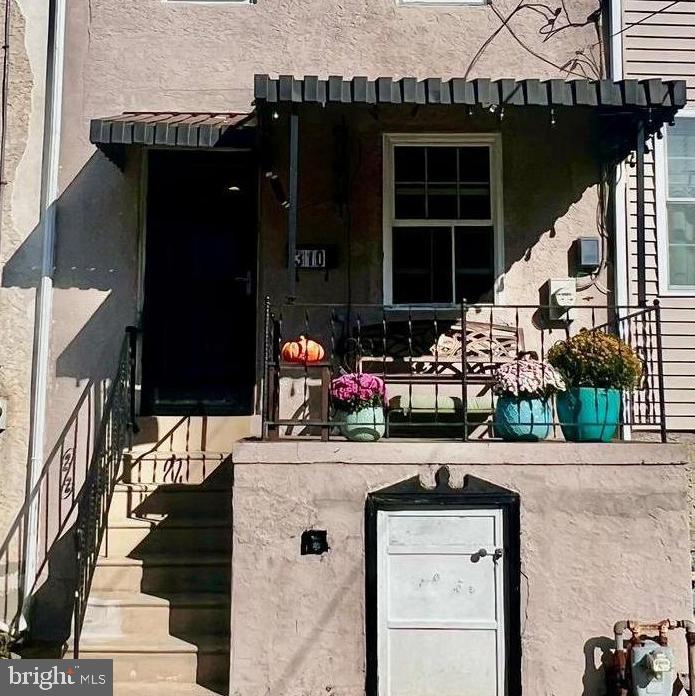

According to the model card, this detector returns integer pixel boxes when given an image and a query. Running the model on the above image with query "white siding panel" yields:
[622,0,695,430]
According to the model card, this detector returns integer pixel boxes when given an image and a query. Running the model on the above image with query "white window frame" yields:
[656,108,695,296]
[382,132,505,306]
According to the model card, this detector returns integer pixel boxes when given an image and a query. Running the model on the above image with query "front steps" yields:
[77,450,232,695]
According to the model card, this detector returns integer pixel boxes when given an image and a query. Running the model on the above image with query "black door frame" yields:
[364,466,521,696]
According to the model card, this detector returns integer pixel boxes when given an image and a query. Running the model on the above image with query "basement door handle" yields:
[234,271,252,296]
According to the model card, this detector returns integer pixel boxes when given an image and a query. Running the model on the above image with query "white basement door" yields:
[376,509,506,696]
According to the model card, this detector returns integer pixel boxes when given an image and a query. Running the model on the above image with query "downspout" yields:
[21,0,66,625]
[609,0,632,439]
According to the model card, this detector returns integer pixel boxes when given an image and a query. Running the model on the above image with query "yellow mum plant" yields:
[547,330,643,390]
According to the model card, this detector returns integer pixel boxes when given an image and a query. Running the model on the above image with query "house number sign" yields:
[295,246,327,270]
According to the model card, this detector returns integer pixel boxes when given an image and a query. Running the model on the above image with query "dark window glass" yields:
[428,183,458,219]
[454,226,494,302]
[395,183,427,218]
[459,147,490,183]
[393,144,492,221]
[393,227,452,304]
[427,147,458,182]
[394,147,426,182]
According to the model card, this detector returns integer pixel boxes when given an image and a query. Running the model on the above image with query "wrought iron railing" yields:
[262,299,668,442]
[0,327,137,653]
[73,329,136,657]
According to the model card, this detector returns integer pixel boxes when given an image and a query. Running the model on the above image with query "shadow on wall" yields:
[582,636,614,696]
[2,150,139,381]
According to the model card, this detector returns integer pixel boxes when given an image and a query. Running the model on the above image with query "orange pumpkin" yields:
[281,336,325,363]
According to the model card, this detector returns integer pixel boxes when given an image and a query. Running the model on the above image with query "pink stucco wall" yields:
[230,443,692,696]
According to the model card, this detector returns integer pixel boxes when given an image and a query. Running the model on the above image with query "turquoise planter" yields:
[494,396,552,442]
[339,406,385,442]
[556,387,621,442]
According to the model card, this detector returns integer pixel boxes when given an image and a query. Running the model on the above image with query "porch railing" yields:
[0,327,137,651]
[262,299,668,442]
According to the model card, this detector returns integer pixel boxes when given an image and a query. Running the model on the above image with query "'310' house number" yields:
[295,247,327,270]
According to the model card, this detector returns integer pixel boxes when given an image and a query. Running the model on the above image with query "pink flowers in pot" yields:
[330,372,386,413]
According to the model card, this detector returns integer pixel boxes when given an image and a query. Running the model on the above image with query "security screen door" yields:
[141,149,256,415]
[376,509,505,696]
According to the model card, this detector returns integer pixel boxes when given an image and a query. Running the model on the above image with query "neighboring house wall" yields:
[623,0,695,433]
[0,1,48,536]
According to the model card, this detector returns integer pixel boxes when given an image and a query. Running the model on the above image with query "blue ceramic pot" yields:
[494,396,552,442]
[556,387,621,442]
[339,406,385,442]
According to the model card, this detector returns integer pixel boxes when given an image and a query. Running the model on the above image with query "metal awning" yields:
[89,112,256,148]
[254,75,686,113]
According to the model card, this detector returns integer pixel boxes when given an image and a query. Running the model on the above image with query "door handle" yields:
[471,548,504,563]
[234,271,252,296]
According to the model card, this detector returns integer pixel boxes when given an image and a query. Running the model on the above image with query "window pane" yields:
[428,183,458,219]
[459,187,491,219]
[668,119,695,198]
[393,227,452,303]
[667,202,695,244]
[395,183,426,218]
[392,143,493,221]
[459,147,490,183]
[427,147,458,182]
[454,226,494,302]
[669,244,695,287]
[395,147,426,182]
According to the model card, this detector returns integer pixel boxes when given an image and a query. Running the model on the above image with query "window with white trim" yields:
[384,136,500,305]
[665,118,695,288]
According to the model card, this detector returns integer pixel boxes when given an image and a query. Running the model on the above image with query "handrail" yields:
[0,328,136,647]
[73,332,134,657]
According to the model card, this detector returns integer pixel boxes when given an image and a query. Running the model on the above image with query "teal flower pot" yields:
[339,406,385,442]
[494,396,552,442]
[556,387,621,442]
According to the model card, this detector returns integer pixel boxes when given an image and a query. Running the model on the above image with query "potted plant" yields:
[548,330,642,442]
[493,354,566,442]
[330,373,386,442]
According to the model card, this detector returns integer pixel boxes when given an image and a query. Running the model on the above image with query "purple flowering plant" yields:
[330,372,386,414]
[493,355,566,399]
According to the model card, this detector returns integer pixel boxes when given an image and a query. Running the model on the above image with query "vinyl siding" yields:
[623,0,695,432]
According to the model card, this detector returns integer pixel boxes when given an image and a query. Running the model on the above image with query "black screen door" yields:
[141,149,257,415]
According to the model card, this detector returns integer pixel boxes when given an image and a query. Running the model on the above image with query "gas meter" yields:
[630,640,675,695]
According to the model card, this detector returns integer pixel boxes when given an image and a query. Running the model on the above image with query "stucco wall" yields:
[230,448,692,696]
[41,0,604,447]
[259,104,608,309]
[0,0,48,536]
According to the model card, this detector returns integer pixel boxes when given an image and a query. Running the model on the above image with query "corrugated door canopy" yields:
[90,112,256,148]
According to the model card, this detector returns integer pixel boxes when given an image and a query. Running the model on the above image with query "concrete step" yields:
[109,484,230,524]
[114,683,225,696]
[102,519,231,557]
[91,555,230,594]
[122,451,229,485]
[131,415,257,453]
[81,591,230,639]
[77,635,229,686]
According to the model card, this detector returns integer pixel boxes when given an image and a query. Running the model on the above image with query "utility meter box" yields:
[630,641,675,696]
[549,278,577,321]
